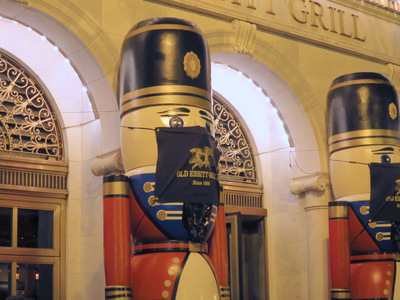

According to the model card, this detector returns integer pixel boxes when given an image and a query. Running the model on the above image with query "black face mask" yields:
[154,126,221,206]
[369,162,400,222]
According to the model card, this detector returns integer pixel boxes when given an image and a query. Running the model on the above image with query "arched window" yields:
[213,95,267,300]
[214,96,257,184]
[0,52,67,300]
[213,95,263,208]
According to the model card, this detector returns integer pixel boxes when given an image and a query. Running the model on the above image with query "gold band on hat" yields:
[328,129,400,154]
[121,94,211,117]
[122,85,211,105]
[125,24,203,40]
[329,79,391,93]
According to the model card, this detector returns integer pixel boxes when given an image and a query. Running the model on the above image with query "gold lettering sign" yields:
[288,0,365,41]
[155,0,400,63]
[156,0,367,42]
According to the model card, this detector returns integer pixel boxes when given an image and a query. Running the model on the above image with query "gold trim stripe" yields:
[330,290,351,299]
[331,294,351,299]
[328,129,400,144]
[121,95,211,117]
[125,24,202,40]
[122,85,211,104]
[105,286,132,299]
[329,79,390,92]
[106,292,132,297]
[221,293,230,298]
[103,181,130,197]
[220,287,230,297]
[329,205,349,219]
[189,241,208,252]
[105,296,131,299]
[105,295,132,299]
[329,136,400,154]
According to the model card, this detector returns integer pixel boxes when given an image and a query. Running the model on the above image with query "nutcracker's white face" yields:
[121,105,214,176]
[330,145,400,201]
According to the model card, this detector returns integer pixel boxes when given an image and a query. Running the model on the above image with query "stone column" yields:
[290,173,331,300]
[91,149,124,176]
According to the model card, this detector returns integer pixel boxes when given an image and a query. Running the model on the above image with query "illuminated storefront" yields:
[0,0,398,299]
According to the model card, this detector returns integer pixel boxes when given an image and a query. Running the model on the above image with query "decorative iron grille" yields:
[0,53,63,161]
[213,96,257,184]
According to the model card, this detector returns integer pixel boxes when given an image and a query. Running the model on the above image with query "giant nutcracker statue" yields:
[102,18,229,300]
[327,72,400,299]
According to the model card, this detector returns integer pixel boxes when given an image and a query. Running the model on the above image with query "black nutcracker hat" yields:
[119,17,211,118]
[327,72,400,154]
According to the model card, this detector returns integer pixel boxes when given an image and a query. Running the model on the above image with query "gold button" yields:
[143,182,153,192]
[376,233,384,241]
[360,206,369,215]
[164,280,172,287]
[369,222,376,228]
[168,267,176,276]
[162,290,169,298]
[148,196,157,206]
[157,210,167,221]
[173,257,180,264]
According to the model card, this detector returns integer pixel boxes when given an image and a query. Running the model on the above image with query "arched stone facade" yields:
[0,2,118,298]
[0,1,397,299]
[0,4,331,298]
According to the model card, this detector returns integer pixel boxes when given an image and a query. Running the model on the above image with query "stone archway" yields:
[207,25,330,299]
[0,2,120,299]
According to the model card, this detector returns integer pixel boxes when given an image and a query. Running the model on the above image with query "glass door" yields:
[226,212,268,300]
[0,200,61,300]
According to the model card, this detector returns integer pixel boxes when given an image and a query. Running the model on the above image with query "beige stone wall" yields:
[27,0,396,161]
[2,0,399,299]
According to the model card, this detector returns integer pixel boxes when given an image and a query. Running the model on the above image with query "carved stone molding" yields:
[385,63,400,92]
[91,149,124,176]
[231,19,257,56]
[290,173,330,195]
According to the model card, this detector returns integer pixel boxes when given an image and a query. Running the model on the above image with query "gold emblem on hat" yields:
[183,51,201,79]
[389,102,397,120]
